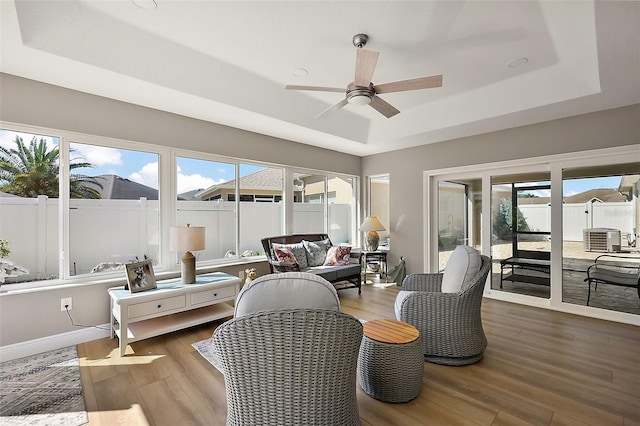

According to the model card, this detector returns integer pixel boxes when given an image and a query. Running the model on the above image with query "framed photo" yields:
[125,259,156,293]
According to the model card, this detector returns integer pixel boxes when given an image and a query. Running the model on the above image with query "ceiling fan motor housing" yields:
[352,33,368,48]
[347,83,375,105]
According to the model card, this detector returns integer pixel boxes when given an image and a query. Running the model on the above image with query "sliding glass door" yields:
[562,163,640,315]
[427,146,639,324]
[435,178,482,271]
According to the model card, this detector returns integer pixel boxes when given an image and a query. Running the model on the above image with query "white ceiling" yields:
[1,1,639,156]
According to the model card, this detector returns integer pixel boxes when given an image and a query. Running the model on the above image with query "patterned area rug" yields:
[192,338,221,372]
[0,346,88,426]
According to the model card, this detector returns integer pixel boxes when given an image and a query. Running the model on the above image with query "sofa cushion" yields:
[306,263,360,282]
[234,272,340,317]
[272,242,308,269]
[441,245,482,293]
[303,239,331,267]
[324,246,351,266]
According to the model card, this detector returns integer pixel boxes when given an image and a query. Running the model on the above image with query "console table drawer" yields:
[191,285,236,306]
[128,295,186,319]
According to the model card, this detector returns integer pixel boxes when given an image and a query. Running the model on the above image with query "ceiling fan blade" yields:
[374,74,443,94]
[354,49,379,87]
[369,96,400,118]
[315,98,349,118]
[285,85,345,93]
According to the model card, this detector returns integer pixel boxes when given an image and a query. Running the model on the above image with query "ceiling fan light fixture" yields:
[347,89,373,106]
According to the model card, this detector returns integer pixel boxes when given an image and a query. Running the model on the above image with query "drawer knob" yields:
[157,304,162,309]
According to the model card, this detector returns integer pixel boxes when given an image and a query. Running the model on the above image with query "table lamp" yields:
[359,216,386,251]
[170,224,205,284]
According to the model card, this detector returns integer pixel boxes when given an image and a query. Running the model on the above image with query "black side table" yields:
[361,250,388,282]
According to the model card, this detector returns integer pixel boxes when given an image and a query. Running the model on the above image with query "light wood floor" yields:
[78,283,640,426]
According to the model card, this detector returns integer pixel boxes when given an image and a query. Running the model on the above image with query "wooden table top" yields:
[363,319,419,344]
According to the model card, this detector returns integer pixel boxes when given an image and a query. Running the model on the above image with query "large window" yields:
[238,164,282,256]
[176,156,237,263]
[68,141,160,277]
[293,173,326,233]
[0,126,357,287]
[490,174,551,298]
[0,130,61,282]
[562,163,639,315]
[437,179,482,271]
[369,175,390,247]
[327,175,355,245]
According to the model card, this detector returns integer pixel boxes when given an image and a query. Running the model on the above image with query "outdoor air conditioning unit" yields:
[583,228,621,253]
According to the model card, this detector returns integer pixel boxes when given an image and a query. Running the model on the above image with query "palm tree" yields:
[0,135,103,198]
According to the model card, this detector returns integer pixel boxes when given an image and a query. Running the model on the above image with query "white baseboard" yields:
[0,325,110,362]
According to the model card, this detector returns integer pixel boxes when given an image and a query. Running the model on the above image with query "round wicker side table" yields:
[358,319,423,403]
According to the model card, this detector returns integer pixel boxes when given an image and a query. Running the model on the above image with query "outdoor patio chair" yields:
[395,246,491,365]
[584,254,640,305]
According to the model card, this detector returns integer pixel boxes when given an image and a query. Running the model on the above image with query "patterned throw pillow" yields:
[272,242,308,269]
[274,246,297,264]
[303,239,331,267]
[324,246,352,266]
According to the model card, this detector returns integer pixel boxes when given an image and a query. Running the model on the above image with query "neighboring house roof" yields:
[618,175,639,193]
[177,188,205,201]
[517,197,550,205]
[517,188,628,205]
[564,188,627,203]
[87,174,158,200]
[197,168,282,199]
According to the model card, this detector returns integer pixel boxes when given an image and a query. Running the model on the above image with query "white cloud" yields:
[0,130,58,151]
[177,172,222,194]
[71,144,122,167]
[129,162,159,189]
[128,163,224,193]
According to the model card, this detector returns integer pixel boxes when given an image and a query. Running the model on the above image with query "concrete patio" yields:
[489,241,640,315]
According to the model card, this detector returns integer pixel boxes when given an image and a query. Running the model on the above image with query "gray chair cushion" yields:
[441,245,482,293]
[234,272,340,317]
[394,290,411,320]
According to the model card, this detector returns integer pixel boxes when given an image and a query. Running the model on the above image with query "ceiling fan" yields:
[285,34,443,118]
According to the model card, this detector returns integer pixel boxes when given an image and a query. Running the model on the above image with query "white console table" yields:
[109,272,240,356]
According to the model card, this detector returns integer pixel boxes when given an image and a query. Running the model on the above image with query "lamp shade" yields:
[359,216,386,232]
[170,224,205,252]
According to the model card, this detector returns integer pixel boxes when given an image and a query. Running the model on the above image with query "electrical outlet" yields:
[61,297,72,312]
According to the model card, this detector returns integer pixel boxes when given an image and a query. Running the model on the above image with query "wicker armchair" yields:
[395,252,491,366]
[212,309,363,426]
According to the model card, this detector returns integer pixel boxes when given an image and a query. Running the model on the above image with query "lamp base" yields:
[366,231,380,252]
[181,251,196,284]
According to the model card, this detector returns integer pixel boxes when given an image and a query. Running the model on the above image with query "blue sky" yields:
[0,129,627,195]
[0,130,263,194]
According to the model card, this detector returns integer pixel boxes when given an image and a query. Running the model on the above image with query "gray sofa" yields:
[261,234,362,294]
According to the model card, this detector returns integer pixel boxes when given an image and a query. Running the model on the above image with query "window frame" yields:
[0,122,359,290]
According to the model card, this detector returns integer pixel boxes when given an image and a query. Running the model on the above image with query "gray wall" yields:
[1,71,638,348]
[0,73,361,175]
[362,104,640,274]
[0,73,360,347]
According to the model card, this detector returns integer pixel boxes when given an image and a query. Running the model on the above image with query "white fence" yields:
[519,202,635,242]
[0,197,352,281]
